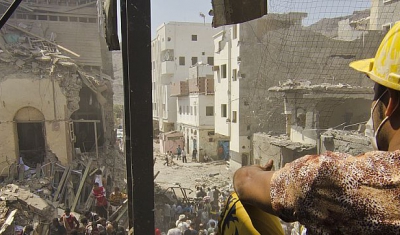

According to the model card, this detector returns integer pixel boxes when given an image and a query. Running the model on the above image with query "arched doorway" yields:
[14,107,46,167]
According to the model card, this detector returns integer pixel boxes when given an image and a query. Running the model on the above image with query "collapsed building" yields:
[0,0,127,232]
[253,80,373,169]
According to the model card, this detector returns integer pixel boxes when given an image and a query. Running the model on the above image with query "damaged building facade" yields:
[253,81,373,170]
[213,11,385,170]
[0,0,116,179]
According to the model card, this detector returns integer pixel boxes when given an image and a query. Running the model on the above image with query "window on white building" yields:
[192,57,198,65]
[206,106,214,116]
[232,69,237,81]
[232,111,237,123]
[233,25,238,39]
[221,104,227,117]
[190,106,193,115]
[179,106,182,115]
[179,57,185,66]
[194,107,197,116]
[192,35,197,41]
[207,57,214,65]
[221,64,227,78]
[187,106,189,114]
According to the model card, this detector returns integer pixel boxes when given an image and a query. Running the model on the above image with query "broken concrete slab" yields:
[0,209,17,234]
[0,184,52,217]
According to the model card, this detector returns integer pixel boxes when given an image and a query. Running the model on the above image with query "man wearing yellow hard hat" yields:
[220,23,400,234]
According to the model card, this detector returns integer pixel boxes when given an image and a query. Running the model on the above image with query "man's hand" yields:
[233,159,276,215]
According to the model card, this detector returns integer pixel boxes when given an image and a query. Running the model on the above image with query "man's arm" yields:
[233,161,276,215]
[234,151,400,234]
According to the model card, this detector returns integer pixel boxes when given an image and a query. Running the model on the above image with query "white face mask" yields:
[366,90,387,150]
[365,89,399,150]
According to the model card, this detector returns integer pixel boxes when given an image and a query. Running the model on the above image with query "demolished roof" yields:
[0,24,110,112]
[269,79,373,98]
[256,133,315,151]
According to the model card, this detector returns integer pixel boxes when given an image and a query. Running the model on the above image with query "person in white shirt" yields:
[207,188,214,202]
[182,148,187,163]
[167,222,181,235]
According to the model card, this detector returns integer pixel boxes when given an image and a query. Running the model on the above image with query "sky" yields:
[151,0,213,35]
[118,0,371,39]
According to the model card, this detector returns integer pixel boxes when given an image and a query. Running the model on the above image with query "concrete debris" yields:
[270,79,373,94]
[0,209,17,234]
[262,134,316,151]
[0,184,52,217]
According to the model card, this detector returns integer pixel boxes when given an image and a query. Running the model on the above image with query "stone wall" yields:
[252,132,316,170]
[321,130,372,156]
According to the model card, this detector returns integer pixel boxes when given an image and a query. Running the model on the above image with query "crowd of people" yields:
[155,186,229,235]
[46,183,127,234]
[47,207,127,235]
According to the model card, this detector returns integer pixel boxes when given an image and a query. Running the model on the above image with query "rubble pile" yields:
[0,24,111,115]
[0,184,54,234]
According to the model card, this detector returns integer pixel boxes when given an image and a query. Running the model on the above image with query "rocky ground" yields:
[153,141,234,199]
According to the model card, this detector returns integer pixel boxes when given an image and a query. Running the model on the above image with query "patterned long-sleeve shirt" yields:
[270,151,400,235]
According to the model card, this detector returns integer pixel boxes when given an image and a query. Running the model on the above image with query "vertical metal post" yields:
[94,122,99,159]
[121,0,154,232]
[120,0,133,228]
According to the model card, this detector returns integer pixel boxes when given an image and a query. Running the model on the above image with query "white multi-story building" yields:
[152,22,218,135]
[171,65,223,160]
[213,25,243,168]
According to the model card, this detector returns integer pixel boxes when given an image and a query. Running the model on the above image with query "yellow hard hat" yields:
[350,22,400,91]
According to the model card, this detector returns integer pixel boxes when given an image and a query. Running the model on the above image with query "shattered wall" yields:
[0,25,115,177]
[253,132,316,170]
[0,71,70,172]
[321,130,372,156]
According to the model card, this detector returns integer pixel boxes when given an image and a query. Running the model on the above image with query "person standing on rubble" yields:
[164,151,169,166]
[92,182,108,219]
[49,218,67,235]
[228,22,400,234]
[108,186,127,213]
[94,170,106,187]
[60,208,79,234]
[182,148,187,163]
[192,148,198,162]
[83,211,100,224]
[176,145,182,160]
